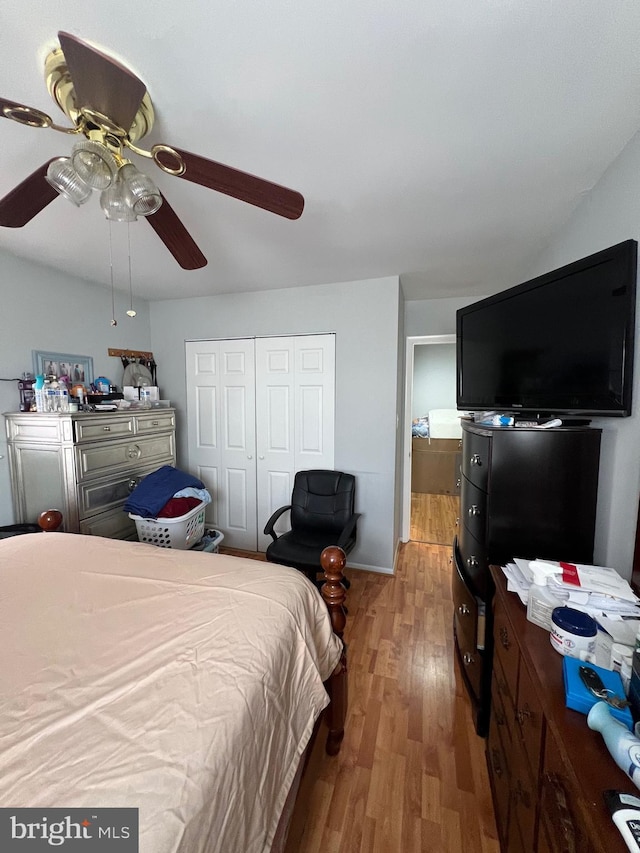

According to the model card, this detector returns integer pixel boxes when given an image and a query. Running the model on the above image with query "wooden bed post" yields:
[38,509,63,531]
[319,546,348,756]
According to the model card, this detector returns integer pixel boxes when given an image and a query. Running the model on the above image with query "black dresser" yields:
[452,420,602,735]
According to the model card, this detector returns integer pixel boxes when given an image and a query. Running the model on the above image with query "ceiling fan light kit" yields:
[45,157,92,206]
[0,30,305,270]
[70,139,118,190]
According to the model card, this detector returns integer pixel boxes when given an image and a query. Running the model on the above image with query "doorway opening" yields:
[402,335,460,545]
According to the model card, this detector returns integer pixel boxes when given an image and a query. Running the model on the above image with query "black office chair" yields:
[263,469,360,588]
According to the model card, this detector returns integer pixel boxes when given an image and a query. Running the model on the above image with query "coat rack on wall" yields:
[107,348,154,360]
[108,349,157,385]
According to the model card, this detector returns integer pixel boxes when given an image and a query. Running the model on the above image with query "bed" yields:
[0,518,347,852]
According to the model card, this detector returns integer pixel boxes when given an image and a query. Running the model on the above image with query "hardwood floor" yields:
[410,492,459,545]
[287,541,500,852]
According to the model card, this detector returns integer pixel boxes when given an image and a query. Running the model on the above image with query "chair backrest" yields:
[290,470,355,535]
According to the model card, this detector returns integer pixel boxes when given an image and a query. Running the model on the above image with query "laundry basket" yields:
[129,502,206,549]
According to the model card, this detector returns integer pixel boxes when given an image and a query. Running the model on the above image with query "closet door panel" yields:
[187,339,257,550]
[295,336,335,465]
[256,337,296,549]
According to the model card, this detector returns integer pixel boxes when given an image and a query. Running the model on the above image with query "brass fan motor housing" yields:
[44,47,155,142]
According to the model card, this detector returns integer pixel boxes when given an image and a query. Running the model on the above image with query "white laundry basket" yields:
[130,502,206,549]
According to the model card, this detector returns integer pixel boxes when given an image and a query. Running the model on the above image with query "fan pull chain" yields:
[109,220,117,327]
[126,222,136,318]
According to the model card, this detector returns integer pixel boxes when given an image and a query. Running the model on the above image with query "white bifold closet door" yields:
[186,334,335,551]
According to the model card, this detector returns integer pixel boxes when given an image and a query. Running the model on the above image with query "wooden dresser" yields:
[4,409,176,539]
[488,563,633,853]
[453,421,601,735]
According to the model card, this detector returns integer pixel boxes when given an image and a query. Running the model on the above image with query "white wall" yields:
[0,250,152,525]
[515,129,640,577]
[412,344,457,418]
[149,276,402,572]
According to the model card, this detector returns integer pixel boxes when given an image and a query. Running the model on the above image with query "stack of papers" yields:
[502,557,640,620]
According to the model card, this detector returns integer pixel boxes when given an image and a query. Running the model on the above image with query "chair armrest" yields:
[336,513,361,549]
[263,504,292,540]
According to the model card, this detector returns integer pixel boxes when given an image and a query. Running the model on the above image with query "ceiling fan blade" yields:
[154,146,305,220]
[0,160,60,227]
[146,194,207,270]
[58,31,147,132]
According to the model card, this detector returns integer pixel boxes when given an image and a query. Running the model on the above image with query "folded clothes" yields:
[156,496,202,518]
[124,465,205,518]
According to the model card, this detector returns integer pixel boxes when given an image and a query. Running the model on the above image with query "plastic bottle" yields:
[526,560,563,631]
[588,702,640,790]
[33,374,45,413]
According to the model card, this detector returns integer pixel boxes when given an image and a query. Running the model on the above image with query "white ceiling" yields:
[1,1,640,302]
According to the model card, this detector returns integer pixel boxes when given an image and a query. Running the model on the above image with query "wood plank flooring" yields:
[286,541,500,852]
[410,492,459,545]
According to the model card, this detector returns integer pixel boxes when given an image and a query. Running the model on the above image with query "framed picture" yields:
[32,351,94,386]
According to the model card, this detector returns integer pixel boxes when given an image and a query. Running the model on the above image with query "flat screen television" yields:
[456,239,638,417]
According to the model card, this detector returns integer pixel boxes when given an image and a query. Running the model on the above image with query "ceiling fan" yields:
[0,31,305,270]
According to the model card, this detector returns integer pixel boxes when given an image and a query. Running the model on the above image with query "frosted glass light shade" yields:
[45,157,92,206]
[119,163,162,216]
[71,140,118,190]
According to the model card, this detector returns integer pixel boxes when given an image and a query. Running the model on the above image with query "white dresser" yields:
[4,409,176,539]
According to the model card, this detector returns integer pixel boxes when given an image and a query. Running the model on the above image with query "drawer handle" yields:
[499,626,510,650]
[491,747,503,778]
[517,706,532,727]
[513,779,532,809]
[468,505,480,516]
[457,603,470,616]
[466,556,479,569]
[470,453,482,466]
[127,444,142,460]
[127,478,140,492]
[462,652,474,666]
[543,772,576,852]
[103,426,111,431]
[152,420,159,426]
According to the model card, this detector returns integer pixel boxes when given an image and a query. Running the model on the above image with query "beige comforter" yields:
[0,533,342,852]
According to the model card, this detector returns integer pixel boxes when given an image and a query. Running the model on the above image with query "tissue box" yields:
[563,656,633,729]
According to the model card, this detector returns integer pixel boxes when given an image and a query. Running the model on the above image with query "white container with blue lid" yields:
[550,606,597,658]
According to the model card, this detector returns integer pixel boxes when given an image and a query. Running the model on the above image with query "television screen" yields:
[456,240,637,416]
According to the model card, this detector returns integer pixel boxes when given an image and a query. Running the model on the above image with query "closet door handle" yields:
[247,455,253,460]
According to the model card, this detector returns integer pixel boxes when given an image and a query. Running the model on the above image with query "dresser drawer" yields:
[493,594,520,704]
[76,433,176,482]
[515,657,545,781]
[74,415,135,442]
[79,505,139,539]
[460,475,487,541]
[457,525,489,598]
[76,464,162,519]
[540,727,600,853]
[487,701,511,848]
[452,557,479,653]
[134,411,176,433]
[461,430,491,490]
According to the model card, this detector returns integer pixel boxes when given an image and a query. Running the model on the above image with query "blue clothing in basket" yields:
[124,465,205,518]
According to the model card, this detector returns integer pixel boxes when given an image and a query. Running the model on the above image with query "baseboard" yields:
[346,561,394,575]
